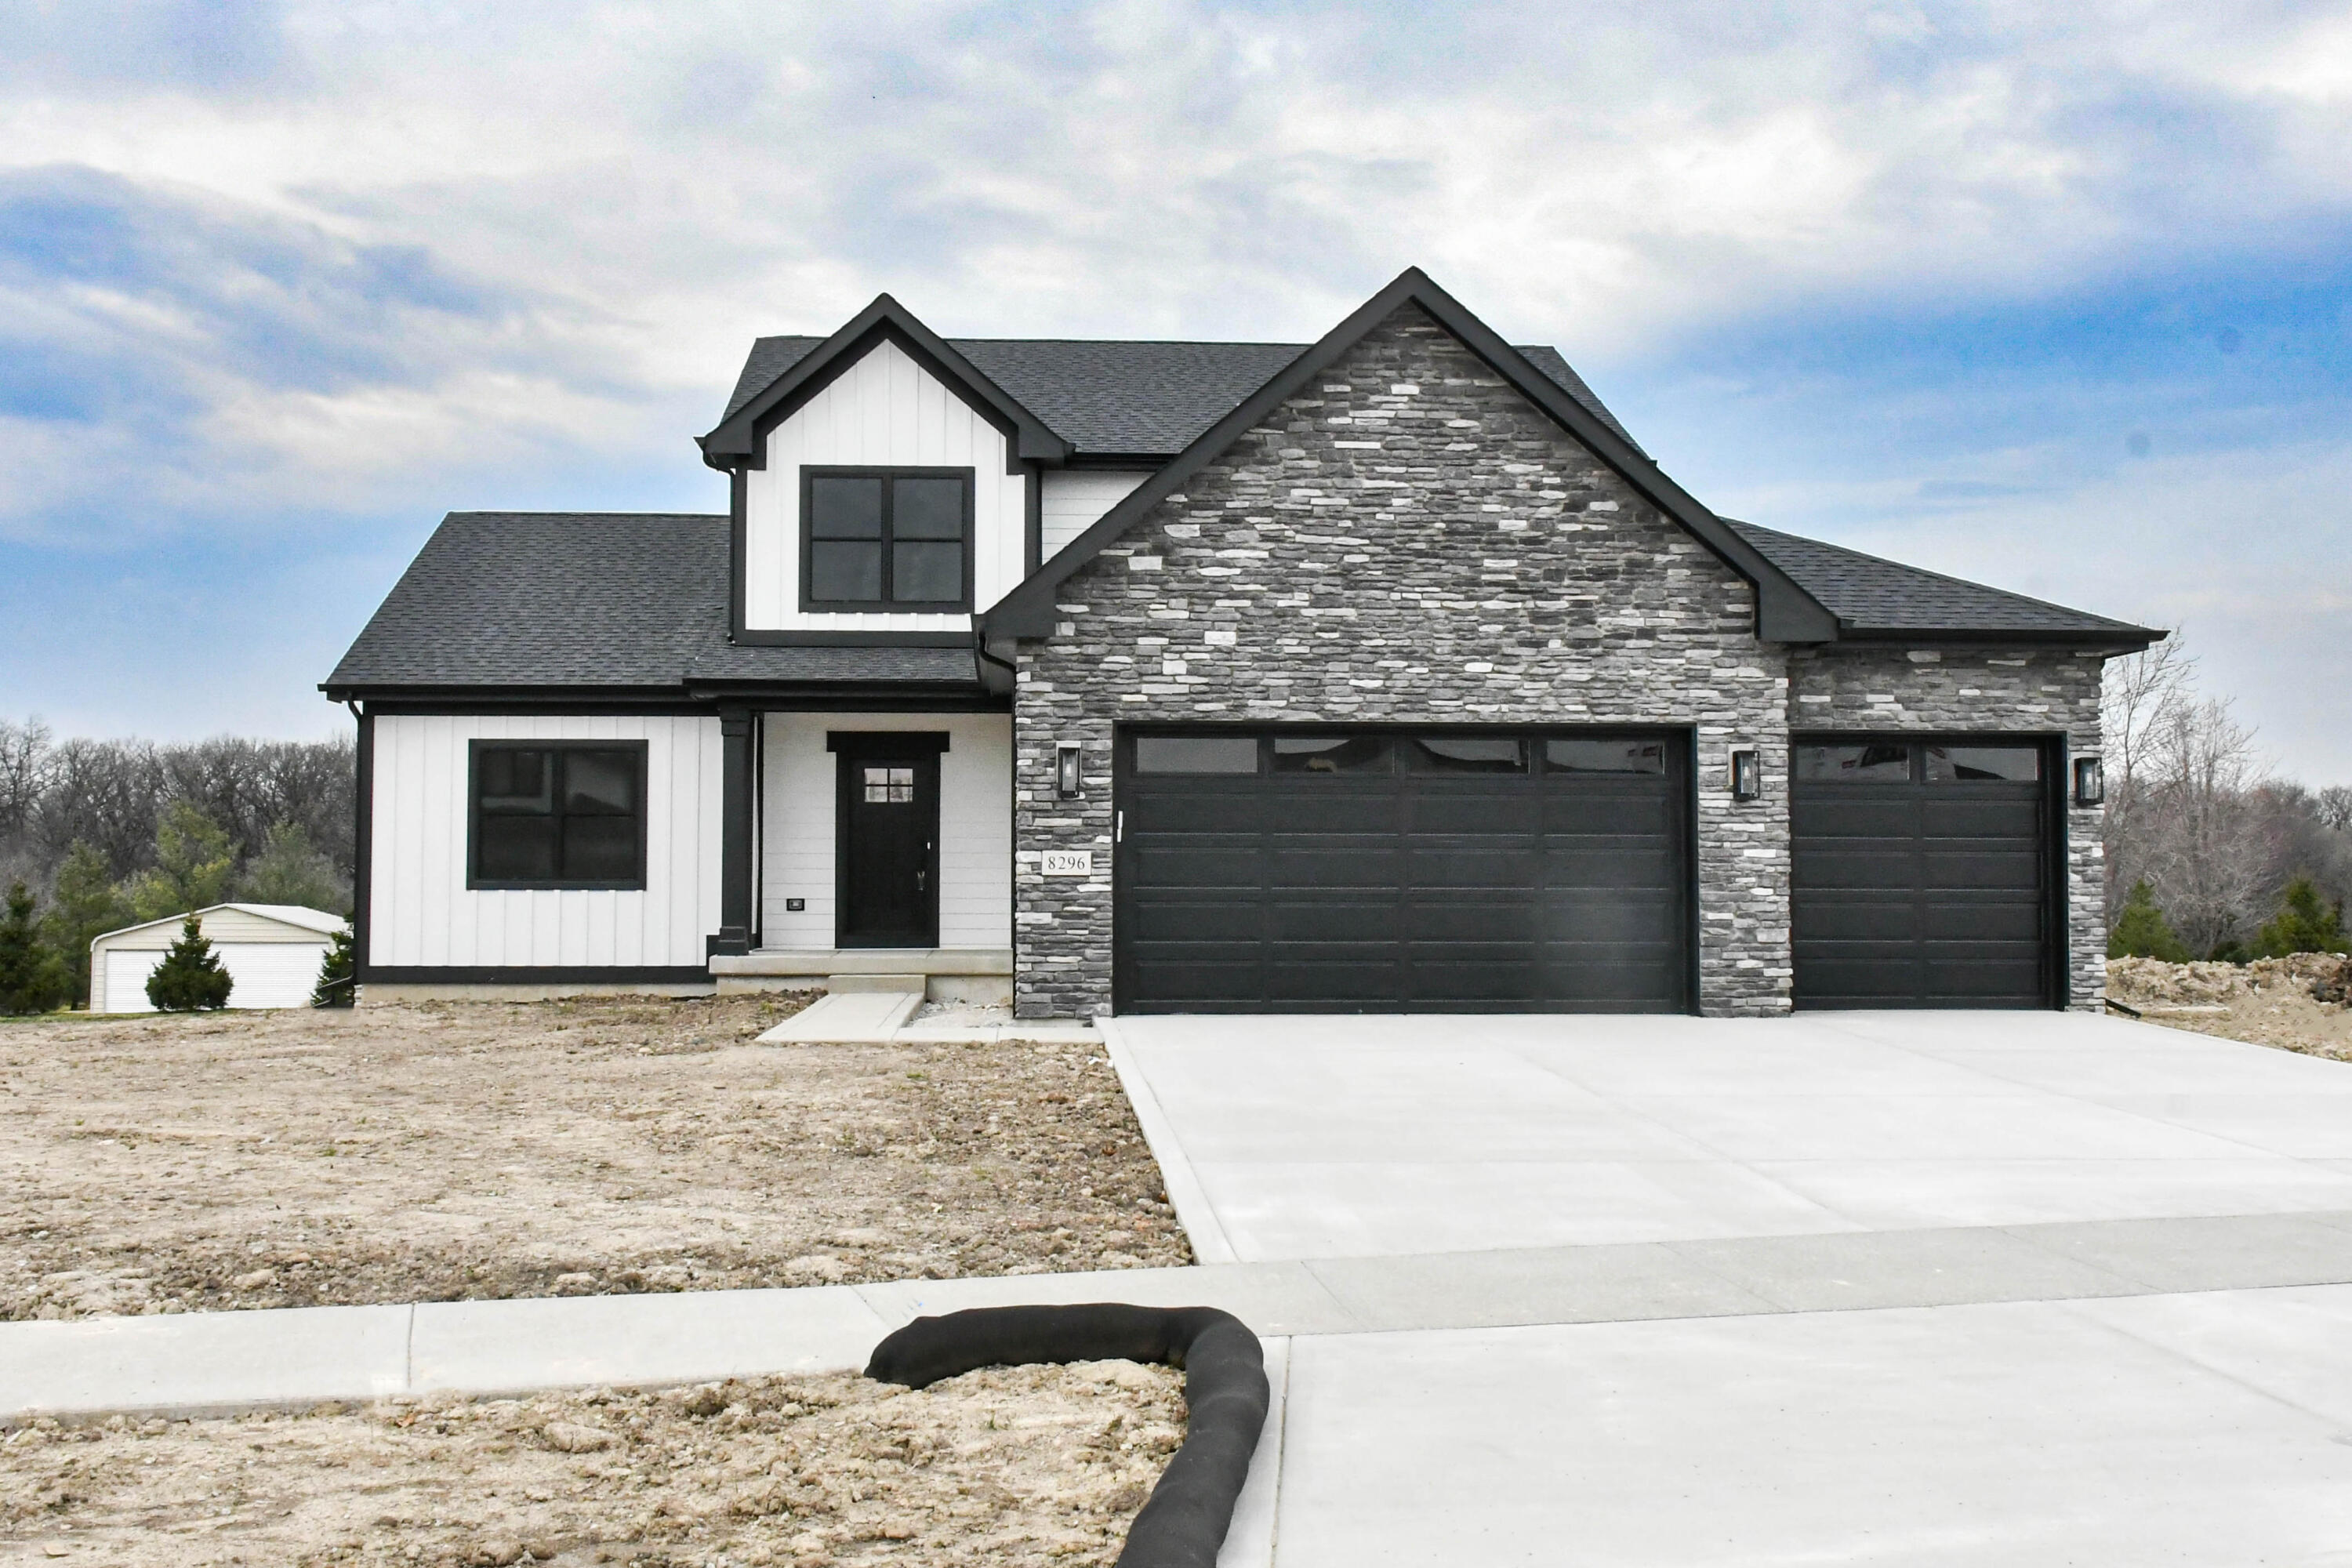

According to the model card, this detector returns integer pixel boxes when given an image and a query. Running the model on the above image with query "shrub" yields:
[310,924,355,1007]
[2254,874,2350,957]
[146,915,234,1011]
[0,881,71,1014]
[2108,880,2190,962]
[43,841,129,1007]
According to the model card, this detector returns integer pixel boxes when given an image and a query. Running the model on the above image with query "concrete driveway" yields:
[1100,1011,2352,1566]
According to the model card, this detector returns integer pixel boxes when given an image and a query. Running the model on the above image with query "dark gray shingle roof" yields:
[325,513,976,694]
[720,337,1638,457]
[1724,518,2151,639]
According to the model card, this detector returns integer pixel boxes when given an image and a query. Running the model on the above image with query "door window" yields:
[863,765,915,803]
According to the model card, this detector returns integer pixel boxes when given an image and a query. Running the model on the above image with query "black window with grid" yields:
[468,742,648,890]
[800,466,975,611]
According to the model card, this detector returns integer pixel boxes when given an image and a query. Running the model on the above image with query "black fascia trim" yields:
[726,629,976,648]
[729,463,750,640]
[1023,459,1043,578]
[797,465,978,614]
[1828,626,2163,652]
[980,265,1842,644]
[825,730,951,754]
[698,298,1072,472]
[353,704,374,976]
[681,684,1007,713]
[361,965,713,985]
[339,695,715,715]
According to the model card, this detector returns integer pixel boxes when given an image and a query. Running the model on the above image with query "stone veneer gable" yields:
[1010,303,1794,1019]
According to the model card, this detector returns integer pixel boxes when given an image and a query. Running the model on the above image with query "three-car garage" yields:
[1111,728,2067,1014]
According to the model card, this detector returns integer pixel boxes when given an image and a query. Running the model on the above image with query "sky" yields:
[2,0,2348,781]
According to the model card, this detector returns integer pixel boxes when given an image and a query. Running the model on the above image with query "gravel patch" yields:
[0,996,1189,1322]
[0,1362,1185,1566]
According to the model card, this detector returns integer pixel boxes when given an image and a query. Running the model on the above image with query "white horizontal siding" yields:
[97,942,328,1012]
[760,712,1011,949]
[368,714,722,970]
[1040,470,1152,559]
[743,339,1030,630]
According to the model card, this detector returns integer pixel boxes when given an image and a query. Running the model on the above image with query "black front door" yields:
[835,736,941,947]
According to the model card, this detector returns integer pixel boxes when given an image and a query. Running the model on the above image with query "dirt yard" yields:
[2107,953,2352,1062]
[0,1361,1186,1566]
[0,996,1189,1322]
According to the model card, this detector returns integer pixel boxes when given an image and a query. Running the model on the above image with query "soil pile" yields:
[2107,955,2352,1060]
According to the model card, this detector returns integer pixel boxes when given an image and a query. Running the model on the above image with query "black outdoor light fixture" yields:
[1056,741,1083,800]
[2074,755,2105,807]
[1730,746,1761,802]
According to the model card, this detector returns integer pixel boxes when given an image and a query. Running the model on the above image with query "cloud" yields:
[0,0,2346,776]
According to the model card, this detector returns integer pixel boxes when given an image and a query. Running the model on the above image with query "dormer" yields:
[699,296,1072,642]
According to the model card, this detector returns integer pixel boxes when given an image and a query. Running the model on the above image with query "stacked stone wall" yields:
[1785,644,2111,1007]
[1011,304,1793,1018]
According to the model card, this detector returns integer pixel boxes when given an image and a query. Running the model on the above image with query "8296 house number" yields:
[1040,851,1094,877]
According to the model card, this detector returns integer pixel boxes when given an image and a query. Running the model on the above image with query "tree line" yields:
[2101,637,2351,960]
[0,718,355,1008]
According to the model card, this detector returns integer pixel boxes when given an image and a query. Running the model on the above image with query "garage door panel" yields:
[1793,797,1922,838]
[1541,795,1676,835]
[1403,848,1540,889]
[1267,902,1402,942]
[1920,797,2042,837]
[1120,728,1690,1012]
[1795,848,1919,891]
[1793,738,2053,1010]
[1542,845,1682,890]
[1921,849,2042,891]
[1405,793,1539,834]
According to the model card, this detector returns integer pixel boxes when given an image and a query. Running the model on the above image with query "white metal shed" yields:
[89,904,347,1014]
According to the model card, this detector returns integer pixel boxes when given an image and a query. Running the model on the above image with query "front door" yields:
[836,735,942,947]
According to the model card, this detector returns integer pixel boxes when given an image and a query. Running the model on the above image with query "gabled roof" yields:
[982,267,1842,643]
[1724,520,2158,644]
[321,513,979,699]
[717,334,1639,462]
[699,294,1072,471]
[94,903,347,946]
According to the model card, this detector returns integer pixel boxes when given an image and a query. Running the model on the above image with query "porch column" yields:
[714,706,754,956]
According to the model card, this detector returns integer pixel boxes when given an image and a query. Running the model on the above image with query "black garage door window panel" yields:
[1790,733,2067,1011]
[1114,728,1696,1014]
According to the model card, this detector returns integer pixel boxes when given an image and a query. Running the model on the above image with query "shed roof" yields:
[1722,519,2154,641]
[93,903,347,948]
[322,513,979,697]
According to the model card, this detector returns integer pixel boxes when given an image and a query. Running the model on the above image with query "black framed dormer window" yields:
[800,466,975,612]
[467,740,648,890]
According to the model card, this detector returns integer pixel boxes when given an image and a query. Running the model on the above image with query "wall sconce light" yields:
[1056,742,1083,800]
[2073,755,2104,807]
[1730,746,1761,802]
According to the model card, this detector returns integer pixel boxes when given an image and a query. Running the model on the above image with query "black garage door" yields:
[1791,738,2059,1009]
[1116,729,1690,1013]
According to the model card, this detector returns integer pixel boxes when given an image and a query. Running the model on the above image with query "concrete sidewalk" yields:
[8,1208,2350,1424]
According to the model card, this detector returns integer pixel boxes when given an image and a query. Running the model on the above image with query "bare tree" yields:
[0,718,52,844]
[2136,695,2271,955]
[2319,786,2352,835]
[2100,634,2195,916]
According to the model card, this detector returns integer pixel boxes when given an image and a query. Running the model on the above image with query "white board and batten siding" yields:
[760,713,1011,949]
[369,715,722,970]
[742,339,1031,632]
[1040,470,1152,560]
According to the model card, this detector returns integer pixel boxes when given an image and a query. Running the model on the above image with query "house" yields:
[324,267,2156,1018]
[90,904,346,1013]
